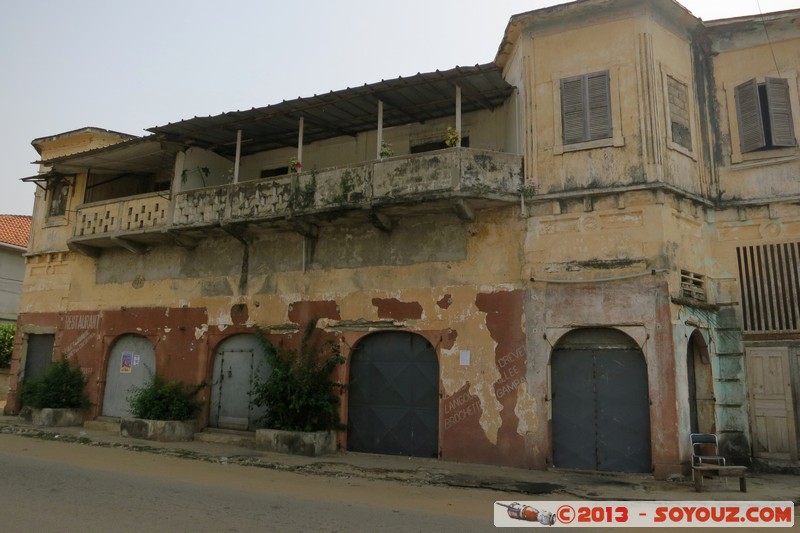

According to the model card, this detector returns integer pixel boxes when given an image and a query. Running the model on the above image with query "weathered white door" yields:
[746,347,798,461]
[102,334,155,418]
[209,334,269,431]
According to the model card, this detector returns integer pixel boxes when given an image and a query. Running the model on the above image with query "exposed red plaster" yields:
[288,300,341,324]
[441,383,497,462]
[230,304,249,325]
[371,298,423,320]
[475,290,529,466]
[437,294,453,309]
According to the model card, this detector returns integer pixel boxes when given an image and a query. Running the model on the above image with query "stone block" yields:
[255,428,336,457]
[20,407,84,427]
[120,418,196,442]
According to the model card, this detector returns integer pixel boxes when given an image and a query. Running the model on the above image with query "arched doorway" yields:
[551,328,652,473]
[103,334,155,418]
[347,331,439,457]
[687,329,715,434]
[209,334,270,431]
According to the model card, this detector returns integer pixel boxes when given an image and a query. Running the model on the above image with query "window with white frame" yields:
[560,71,612,145]
[734,77,796,153]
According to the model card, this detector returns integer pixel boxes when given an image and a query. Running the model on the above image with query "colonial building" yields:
[7,0,800,477]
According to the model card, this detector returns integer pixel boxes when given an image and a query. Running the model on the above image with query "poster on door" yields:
[120,351,133,373]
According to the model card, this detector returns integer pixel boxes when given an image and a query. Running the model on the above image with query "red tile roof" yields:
[0,215,32,249]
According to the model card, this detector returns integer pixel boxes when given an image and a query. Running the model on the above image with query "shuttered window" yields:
[561,71,612,145]
[734,77,796,153]
[737,242,800,333]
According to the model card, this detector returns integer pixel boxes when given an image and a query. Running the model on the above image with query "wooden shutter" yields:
[735,78,766,153]
[766,77,796,148]
[587,71,612,140]
[561,76,586,144]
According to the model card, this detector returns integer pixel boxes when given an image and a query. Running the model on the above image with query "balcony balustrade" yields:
[69,148,523,254]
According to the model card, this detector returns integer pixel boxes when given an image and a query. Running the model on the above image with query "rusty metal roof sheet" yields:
[147,63,514,157]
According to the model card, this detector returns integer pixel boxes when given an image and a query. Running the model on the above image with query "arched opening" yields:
[550,328,652,473]
[209,334,270,431]
[347,331,439,457]
[687,329,715,434]
[102,334,155,418]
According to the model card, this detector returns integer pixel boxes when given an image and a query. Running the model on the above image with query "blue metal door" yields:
[347,332,439,457]
[552,343,651,472]
[102,334,155,418]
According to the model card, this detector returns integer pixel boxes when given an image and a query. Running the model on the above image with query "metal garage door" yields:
[347,331,439,457]
[210,334,270,431]
[551,330,652,473]
[103,334,155,418]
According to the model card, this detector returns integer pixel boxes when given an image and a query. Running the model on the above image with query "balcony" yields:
[174,148,523,226]
[68,192,171,256]
[68,148,523,255]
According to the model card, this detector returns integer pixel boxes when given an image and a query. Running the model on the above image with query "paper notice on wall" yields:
[133,354,141,366]
[460,350,471,366]
[120,351,133,373]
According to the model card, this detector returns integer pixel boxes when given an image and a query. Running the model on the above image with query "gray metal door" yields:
[102,334,155,418]
[552,347,651,472]
[347,331,439,457]
[24,334,54,383]
[210,334,269,431]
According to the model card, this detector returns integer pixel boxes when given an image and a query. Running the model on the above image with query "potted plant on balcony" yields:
[444,127,460,148]
[251,319,345,456]
[18,358,90,427]
[121,375,204,442]
[379,140,393,159]
[289,157,303,173]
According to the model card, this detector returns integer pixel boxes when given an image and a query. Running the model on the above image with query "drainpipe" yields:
[233,129,242,184]
[455,85,462,146]
[376,100,384,159]
[297,117,304,163]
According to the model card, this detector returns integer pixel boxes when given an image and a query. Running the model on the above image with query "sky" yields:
[1,0,798,216]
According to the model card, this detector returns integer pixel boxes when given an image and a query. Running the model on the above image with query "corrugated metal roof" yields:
[34,136,176,176]
[148,63,514,157]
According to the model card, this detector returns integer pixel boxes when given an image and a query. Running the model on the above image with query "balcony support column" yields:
[455,85,462,147]
[376,100,384,159]
[233,129,242,184]
[297,117,304,163]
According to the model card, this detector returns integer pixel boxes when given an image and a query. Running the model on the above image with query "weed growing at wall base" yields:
[20,359,90,409]
[252,319,345,432]
[127,375,204,421]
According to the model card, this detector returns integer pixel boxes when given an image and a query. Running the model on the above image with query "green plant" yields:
[127,374,204,421]
[20,358,90,409]
[445,126,460,147]
[288,170,317,210]
[252,320,345,432]
[289,157,302,173]
[379,139,393,158]
[335,170,355,203]
[0,323,14,368]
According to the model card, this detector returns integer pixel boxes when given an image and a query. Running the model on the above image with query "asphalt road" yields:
[0,433,501,533]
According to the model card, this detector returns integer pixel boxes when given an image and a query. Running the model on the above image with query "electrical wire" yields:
[757,0,782,76]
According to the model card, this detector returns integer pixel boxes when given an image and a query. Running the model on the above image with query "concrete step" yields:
[194,428,257,449]
[84,416,120,433]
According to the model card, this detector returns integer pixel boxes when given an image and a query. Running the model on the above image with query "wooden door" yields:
[746,347,798,460]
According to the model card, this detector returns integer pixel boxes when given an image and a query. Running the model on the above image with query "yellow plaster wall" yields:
[712,37,800,199]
